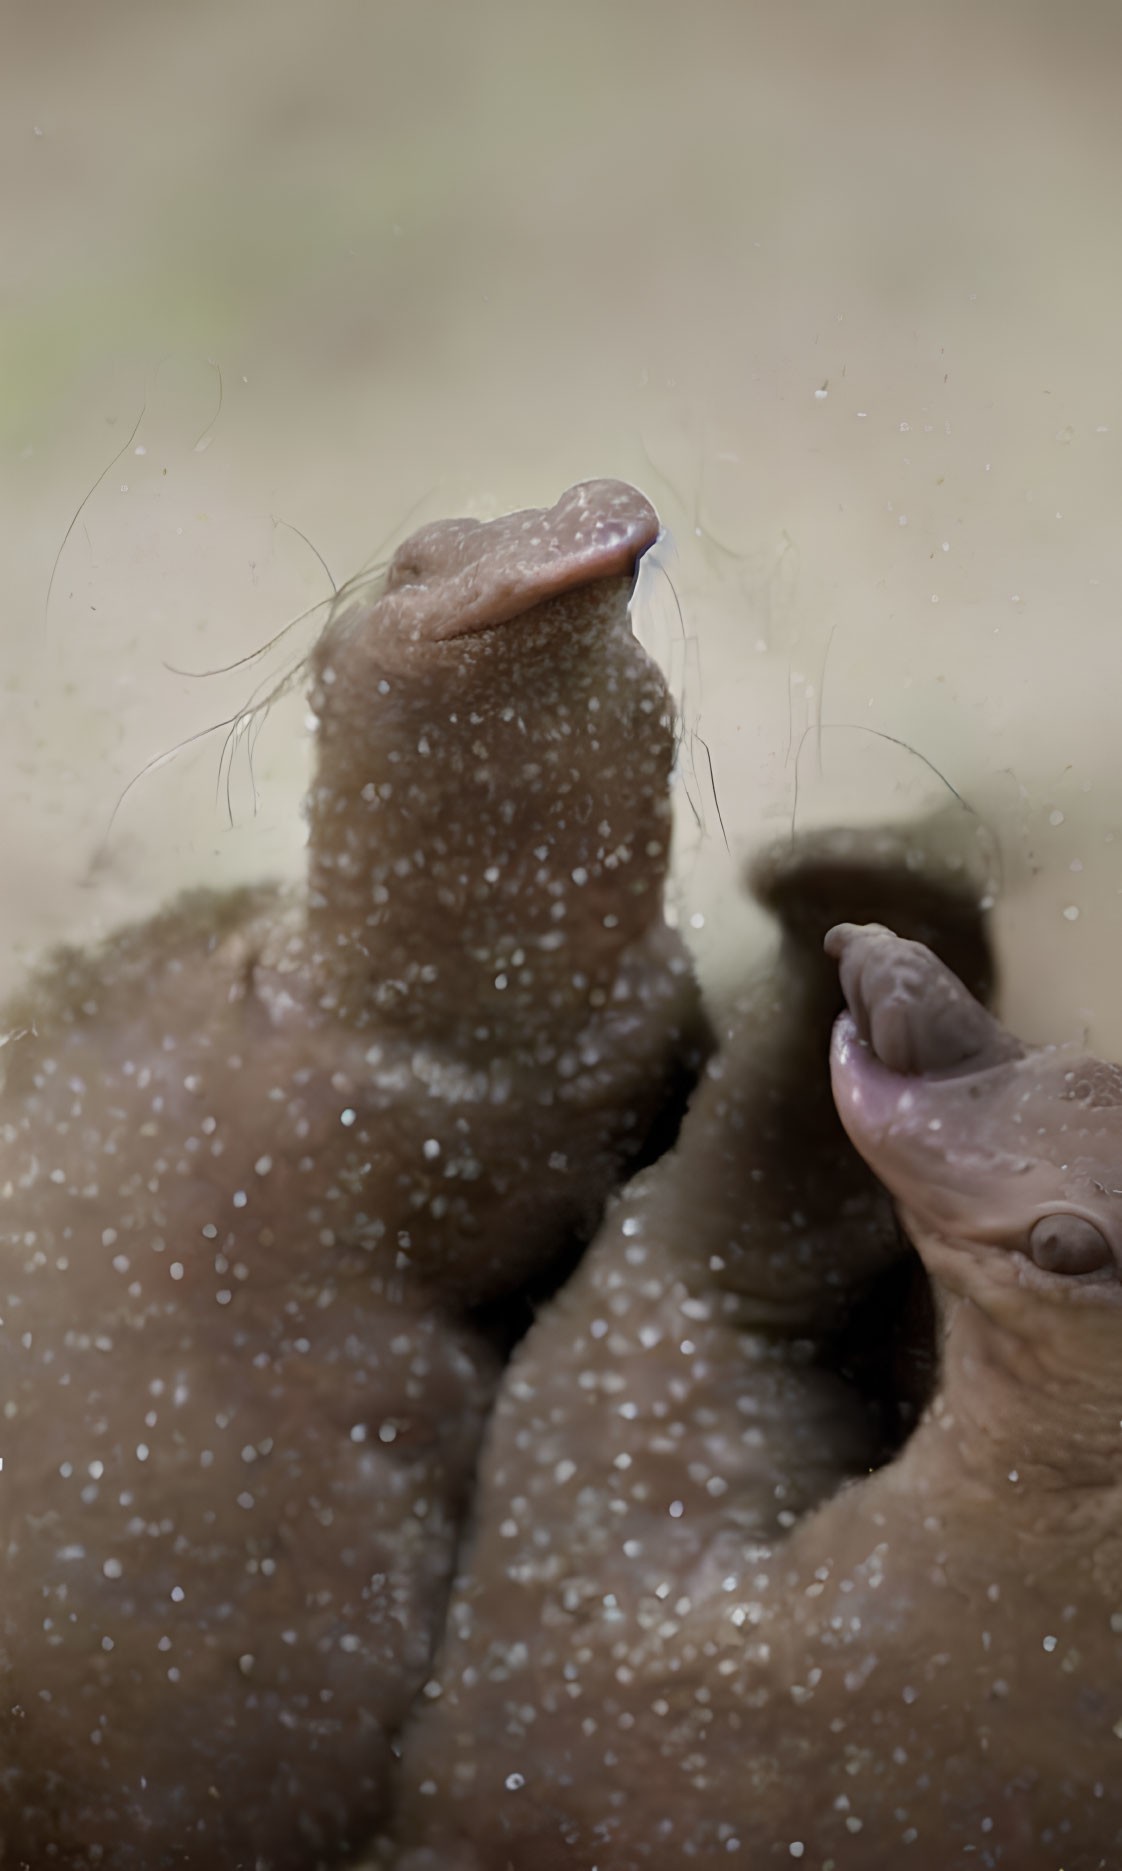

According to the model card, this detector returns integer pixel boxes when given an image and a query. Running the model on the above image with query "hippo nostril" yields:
[1027,1214,1114,1277]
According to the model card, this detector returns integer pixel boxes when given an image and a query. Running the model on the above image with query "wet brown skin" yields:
[386,813,1010,1871]
[0,481,707,1868]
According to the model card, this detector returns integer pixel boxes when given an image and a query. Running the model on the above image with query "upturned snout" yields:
[826,923,1122,1303]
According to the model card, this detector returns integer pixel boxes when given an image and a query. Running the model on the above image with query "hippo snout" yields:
[824,922,1023,1078]
[826,923,1122,1300]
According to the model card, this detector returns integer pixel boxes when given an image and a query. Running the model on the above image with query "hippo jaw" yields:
[826,923,1122,1315]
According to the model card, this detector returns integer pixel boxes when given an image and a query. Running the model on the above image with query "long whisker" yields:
[163,593,335,679]
[696,731,729,853]
[271,516,337,595]
[46,400,147,625]
[96,708,251,858]
[789,721,972,843]
[215,652,310,826]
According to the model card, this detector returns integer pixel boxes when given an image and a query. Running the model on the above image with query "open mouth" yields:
[825,922,1026,1142]
[826,922,1024,1077]
[825,926,1122,1299]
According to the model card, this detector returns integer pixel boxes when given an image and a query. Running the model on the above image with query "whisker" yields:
[271,516,337,595]
[163,593,335,679]
[46,400,147,625]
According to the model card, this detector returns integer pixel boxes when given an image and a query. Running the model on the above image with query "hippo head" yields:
[312,479,661,688]
[305,479,672,873]
[301,483,678,1027]
[826,923,1122,1359]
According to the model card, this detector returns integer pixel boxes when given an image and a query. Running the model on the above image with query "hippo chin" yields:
[0,481,706,1867]
[390,813,1092,1871]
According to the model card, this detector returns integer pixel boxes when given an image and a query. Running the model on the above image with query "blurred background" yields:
[4,0,1122,1043]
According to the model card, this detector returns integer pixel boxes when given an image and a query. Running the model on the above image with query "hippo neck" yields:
[891,1291,1122,1542]
[302,631,676,1048]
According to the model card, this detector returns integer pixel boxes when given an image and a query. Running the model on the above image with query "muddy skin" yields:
[0,481,706,1868]
[386,811,999,1871]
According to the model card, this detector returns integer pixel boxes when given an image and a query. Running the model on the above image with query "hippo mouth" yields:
[824,921,1026,1148]
[825,925,1122,1300]
[381,479,661,644]
[826,921,1023,1081]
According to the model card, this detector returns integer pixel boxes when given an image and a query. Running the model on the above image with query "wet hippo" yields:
[0,481,705,1867]
[386,812,1001,1871]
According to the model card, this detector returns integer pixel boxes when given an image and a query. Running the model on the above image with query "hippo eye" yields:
[1027,1214,1113,1276]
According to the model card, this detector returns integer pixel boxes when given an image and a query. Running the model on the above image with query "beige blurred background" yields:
[4,0,1122,1045]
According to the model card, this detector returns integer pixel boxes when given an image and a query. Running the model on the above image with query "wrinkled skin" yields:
[387,812,1016,1871]
[0,481,706,1868]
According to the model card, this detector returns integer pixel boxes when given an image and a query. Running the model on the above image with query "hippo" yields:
[386,810,1010,1871]
[0,481,706,1867]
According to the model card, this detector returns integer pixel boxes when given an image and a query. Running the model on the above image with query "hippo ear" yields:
[1027,1213,1114,1276]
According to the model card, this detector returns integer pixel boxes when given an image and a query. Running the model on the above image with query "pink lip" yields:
[829,1012,930,1143]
